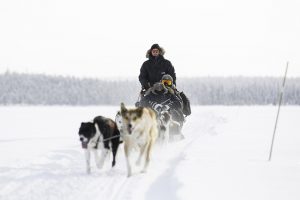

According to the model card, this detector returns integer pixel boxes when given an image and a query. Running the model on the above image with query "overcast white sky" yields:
[0,0,300,79]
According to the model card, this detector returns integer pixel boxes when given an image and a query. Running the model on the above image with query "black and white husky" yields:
[78,116,121,174]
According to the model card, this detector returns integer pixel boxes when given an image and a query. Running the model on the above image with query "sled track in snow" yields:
[0,108,227,200]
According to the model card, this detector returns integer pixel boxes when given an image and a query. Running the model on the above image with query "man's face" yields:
[151,49,160,57]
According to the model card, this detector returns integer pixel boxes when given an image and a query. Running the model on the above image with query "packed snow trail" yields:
[0,106,300,200]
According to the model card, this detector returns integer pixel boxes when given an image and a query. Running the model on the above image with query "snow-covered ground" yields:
[0,106,300,200]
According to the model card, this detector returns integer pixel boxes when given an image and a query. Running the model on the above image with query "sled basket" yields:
[180,92,191,116]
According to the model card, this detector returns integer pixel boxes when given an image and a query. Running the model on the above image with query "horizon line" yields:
[1,70,300,80]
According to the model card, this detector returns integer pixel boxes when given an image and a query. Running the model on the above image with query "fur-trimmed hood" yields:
[146,45,165,58]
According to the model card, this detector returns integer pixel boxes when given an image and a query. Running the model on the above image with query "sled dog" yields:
[78,116,121,174]
[120,103,158,177]
[157,110,171,144]
[158,110,183,143]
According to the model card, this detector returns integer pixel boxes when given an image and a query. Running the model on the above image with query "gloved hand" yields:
[153,103,163,113]
[140,89,146,96]
[162,105,170,111]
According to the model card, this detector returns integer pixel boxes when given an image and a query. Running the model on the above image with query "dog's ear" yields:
[121,102,127,116]
[136,107,143,118]
[80,122,86,128]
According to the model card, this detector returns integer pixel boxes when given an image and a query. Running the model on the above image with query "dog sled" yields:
[135,84,191,140]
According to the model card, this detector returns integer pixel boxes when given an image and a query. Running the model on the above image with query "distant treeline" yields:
[0,72,300,105]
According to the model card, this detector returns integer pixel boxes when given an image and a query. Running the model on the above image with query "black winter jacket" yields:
[139,90,184,123]
[139,55,176,90]
[140,90,182,112]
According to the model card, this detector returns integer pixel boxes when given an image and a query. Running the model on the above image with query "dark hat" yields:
[150,44,161,51]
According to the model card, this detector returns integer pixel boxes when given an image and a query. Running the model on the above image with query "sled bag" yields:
[180,92,191,116]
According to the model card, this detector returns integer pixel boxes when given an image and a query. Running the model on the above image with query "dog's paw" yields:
[96,161,104,169]
[135,158,142,166]
[126,168,132,177]
[86,168,91,174]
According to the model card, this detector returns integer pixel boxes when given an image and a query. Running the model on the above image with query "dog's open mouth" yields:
[81,141,88,149]
[127,126,134,134]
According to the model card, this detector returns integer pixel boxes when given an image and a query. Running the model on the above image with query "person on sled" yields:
[138,43,176,95]
[137,43,191,117]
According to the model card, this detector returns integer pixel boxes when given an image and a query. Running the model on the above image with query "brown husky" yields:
[120,103,158,177]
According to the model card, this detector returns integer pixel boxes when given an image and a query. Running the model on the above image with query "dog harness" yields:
[81,136,100,149]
